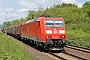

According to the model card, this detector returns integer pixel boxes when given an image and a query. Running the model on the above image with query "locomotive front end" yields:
[44,18,67,49]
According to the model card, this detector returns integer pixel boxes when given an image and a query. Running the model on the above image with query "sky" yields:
[0,0,89,24]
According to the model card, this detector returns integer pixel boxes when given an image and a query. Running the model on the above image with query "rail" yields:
[67,40,90,49]
[47,51,86,60]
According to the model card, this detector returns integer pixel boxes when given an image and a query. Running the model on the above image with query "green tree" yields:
[20,18,26,23]
[3,21,12,27]
[26,11,35,21]
[83,1,90,18]
[12,19,20,26]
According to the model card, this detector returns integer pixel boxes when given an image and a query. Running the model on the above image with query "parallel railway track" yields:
[63,51,86,60]
[47,51,86,60]
[66,44,90,53]
[64,44,90,60]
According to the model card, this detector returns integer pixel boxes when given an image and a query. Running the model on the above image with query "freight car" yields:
[6,16,67,50]
[15,23,23,39]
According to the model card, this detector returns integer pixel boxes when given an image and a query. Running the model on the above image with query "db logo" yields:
[54,30,58,33]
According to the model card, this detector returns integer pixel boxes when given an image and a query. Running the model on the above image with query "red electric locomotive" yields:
[21,17,67,50]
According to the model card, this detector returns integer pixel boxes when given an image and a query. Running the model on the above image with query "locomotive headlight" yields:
[59,30,65,34]
[46,36,51,38]
[46,30,52,34]
[60,36,64,38]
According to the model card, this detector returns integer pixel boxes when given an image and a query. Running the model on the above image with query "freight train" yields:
[2,16,67,50]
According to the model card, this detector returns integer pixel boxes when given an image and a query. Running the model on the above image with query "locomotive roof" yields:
[37,17,64,21]
[24,17,64,24]
[45,17,64,20]
[24,18,37,24]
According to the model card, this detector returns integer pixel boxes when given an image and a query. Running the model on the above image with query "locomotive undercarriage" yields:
[43,39,67,50]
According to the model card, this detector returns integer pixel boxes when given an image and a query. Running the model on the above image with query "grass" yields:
[0,32,34,60]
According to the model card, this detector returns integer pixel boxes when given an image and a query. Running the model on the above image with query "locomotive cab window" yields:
[45,20,64,27]
[45,20,54,27]
[55,20,64,27]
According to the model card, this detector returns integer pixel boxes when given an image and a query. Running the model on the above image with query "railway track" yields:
[47,50,86,60]
[66,44,90,53]
[64,44,90,60]
[48,52,67,60]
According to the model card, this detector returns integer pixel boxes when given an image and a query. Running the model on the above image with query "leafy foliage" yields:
[83,1,90,18]
[3,21,12,28]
